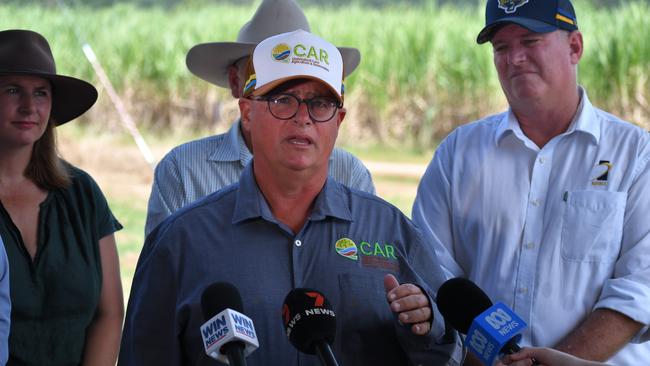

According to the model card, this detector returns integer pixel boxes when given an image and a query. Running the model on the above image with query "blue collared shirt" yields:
[121,164,462,366]
[145,121,375,235]
[412,89,650,365]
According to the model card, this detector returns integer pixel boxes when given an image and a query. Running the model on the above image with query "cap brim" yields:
[0,71,98,125]
[187,42,361,88]
[477,18,558,44]
[252,75,343,104]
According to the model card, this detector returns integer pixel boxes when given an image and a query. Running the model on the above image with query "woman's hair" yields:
[24,119,70,190]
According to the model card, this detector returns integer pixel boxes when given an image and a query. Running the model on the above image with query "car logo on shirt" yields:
[335,238,358,260]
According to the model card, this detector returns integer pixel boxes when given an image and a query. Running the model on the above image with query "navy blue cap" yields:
[477,0,578,44]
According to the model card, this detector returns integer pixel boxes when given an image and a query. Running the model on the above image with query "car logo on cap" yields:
[498,0,529,14]
[272,43,291,63]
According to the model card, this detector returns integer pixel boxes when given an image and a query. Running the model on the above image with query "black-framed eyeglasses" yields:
[249,93,342,123]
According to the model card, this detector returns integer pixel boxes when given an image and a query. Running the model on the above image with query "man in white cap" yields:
[119,30,462,366]
[144,0,374,235]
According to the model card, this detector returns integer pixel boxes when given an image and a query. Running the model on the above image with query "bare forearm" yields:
[83,235,124,366]
[82,311,123,366]
[555,308,643,361]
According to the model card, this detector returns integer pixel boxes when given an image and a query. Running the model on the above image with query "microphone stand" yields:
[315,342,339,366]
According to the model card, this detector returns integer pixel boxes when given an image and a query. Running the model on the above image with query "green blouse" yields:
[0,165,122,366]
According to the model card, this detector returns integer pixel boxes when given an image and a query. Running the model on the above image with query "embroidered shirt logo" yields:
[335,238,358,260]
[498,0,529,14]
[592,160,612,186]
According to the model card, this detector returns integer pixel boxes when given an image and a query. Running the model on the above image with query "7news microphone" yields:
[436,277,540,366]
[282,288,339,366]
[199,282,259,366]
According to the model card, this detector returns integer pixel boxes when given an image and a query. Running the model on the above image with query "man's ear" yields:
[568,30,583,65]
[228,64,241,98]
[336,107,346,128]
[239,98,252,130]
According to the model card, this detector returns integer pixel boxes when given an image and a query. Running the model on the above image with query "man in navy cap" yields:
[413,0,650,364]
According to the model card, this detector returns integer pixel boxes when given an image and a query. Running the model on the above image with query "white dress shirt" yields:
[413,89,650,365]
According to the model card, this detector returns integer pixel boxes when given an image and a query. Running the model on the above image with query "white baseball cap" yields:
[242,29,344,104]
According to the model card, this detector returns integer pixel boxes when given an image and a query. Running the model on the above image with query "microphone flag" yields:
[200,308,259,364]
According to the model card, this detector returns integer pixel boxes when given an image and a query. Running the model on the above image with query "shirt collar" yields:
[208,119,253,167]
[232,163,352,225]
[495,87,600,146]
[568,87,600,144]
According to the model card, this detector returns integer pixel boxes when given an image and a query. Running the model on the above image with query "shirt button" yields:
[294,240,302,247]
[525,242,535,249]
[531,200,540,207]
[539,157,546,164]
[518,287,528,294]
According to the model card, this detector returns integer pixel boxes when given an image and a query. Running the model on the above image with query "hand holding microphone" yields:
[200,282,259,366]
[384,273,432,335]
[499,347,611,366]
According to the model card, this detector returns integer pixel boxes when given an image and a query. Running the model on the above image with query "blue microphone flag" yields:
[466,302,527,365]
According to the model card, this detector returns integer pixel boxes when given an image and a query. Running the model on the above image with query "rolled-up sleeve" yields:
[595,152,650,342]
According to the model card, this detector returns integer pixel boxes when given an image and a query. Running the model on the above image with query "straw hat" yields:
[186,0,360,88]
[0,29,97,125]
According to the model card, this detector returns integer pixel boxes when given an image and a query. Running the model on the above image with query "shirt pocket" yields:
[561,190,627,262]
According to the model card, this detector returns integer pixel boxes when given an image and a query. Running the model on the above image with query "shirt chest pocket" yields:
[561,190,627,262]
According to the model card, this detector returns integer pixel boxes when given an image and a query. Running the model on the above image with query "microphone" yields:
[282,288,339,366]
[436,277,539,366]
[200,282,259,366]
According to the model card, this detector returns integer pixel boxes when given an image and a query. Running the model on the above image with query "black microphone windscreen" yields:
[436,277,493,334]
[282,288,336,354]
[201,282,244,320]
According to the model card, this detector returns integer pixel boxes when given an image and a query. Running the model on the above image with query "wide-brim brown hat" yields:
[186,0,361,88]
[0,29,97,125]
